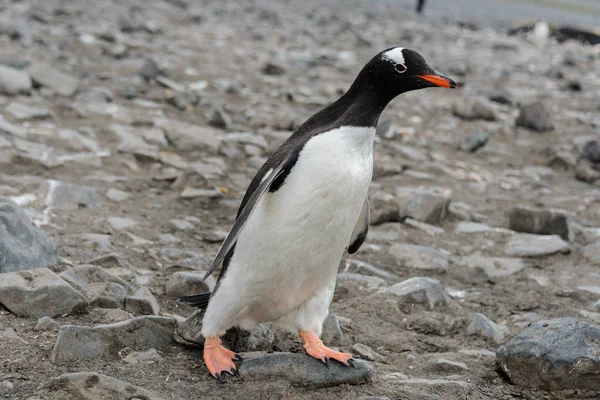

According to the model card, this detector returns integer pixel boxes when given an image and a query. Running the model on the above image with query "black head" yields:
[349,47,457,99]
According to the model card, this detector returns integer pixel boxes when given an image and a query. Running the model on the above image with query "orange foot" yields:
[203,337,241,381]
[299,330,355,368]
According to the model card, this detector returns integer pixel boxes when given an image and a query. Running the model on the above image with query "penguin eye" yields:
[395,63,407,73]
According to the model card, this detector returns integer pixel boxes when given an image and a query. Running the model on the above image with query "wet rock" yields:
[239,352,371,388]
[322,314,344,344]
[81,282,127,309]
[27,62,79,97]
[453,98,496,121]
[430,359,469,373]
[504,234,569,257]
[396,188,450,225]
[125,287,160,315]
[389,244,449,271]
[107,216,139,231]
[351,343,382,361]
[460,131,489,153]
[497,318,600,390]
[51,316,175,363]
[5,102,50,121]
[458,253,525,278]
[41,180,102,211]
[105,188,129,202]
[124,348,162,364]
[262,62,286,76]
[0,268,88,318]
[0,65,32,95]
[0,199,59,273]
[383,375,469,400]
[516,102,553,132]
[582,140,600,164]
[59,264,131,291]
[467,313,505,344]
[138,58,161,81]
[370,191,399,224]
[40,372,164,400]
[507,206,572,241]
[35,316,59,332]
[581,242,600,266]
[389,277,451,310]
[159,119,220,152]
[165,271,216,299]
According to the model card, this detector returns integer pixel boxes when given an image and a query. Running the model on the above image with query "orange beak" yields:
[417,72,457,88]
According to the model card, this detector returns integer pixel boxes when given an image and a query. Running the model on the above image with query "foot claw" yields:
[204,337,239,381]
[299,330,354,368]
[323,356,329,368]
[348,358,356,368]
[235,353,243,361]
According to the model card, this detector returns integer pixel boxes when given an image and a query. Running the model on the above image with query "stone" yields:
[452,98,496,121]
[125,287,160,315]
[138,58,161,81]
[516,102,553,132]
[0,268,88,318]
[0,65,31,94]
[224,325,275,352]
[91,308,134,324]
[57,129,100,152]
[27,62,79,97]
[180,187,222,199]
[35,316,59,332]
[343,259,397,281]
[59,264,131,291]
[467,313,505,344]
[41,180,102,211]
[0,115,26,137]
[370,191,399,224]
[582,140,600,164]
[51,316,175,363]
[460,131,489,152]
[262,62,286,76]
[337,273,388,288]
[389,277,451,310]
[82,282,127,309]
[431,359,469,373]
[5,102,50,120]
[165,271,216,299]
[321,314,343,344]
[158,119,220,152]
[504,234,569,257]
[579,310,600,323]
[458,349,496,358]
[124,348,162,364]
[507,206,572,241]
[404,218,444,236]
[13,138,61,167]
[351,343,382,361]
[497,318,600,390]
[458,253,525,278]
[575,160,600,184]
[389,244,449,271]
[105,188,129,202]
[39,372,164,400]
[0,199,59,273]
[581,242,600,266]
[107,216,138,231]
[396,188,450,225]
[239,352,371,389]
[383,375,469,400]
[109,124,158,156]
[455,222,493,233]
[169,218,195,231]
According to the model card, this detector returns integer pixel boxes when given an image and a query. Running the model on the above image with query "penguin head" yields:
[354,47,457,96]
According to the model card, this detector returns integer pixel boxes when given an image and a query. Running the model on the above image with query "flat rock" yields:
[59,264,132,291]
[0,268,88,318]
[105,188,129,202]
[165,271,216,299]
[35,316,59,332]
[351,343,382,361]
[370,191,399,224]
[383,375,469,400]
[453,98,496,121]
[39,372,164,400]
[389,277,451,310]
[81,282,127,309]
[0,65,32,95]
[125,287,160,315]
[460,131,489,152]
[109,124,158,156]
[389,244,449,271]
[581,242,600,266]
[158,119,220,152]
[51,316,175,363]
[504,234,569,257]
[107,216,138,231]
[27,62,79,97]
[455,222,493,233]
[396,188,451,225]
[239,352,372,389]
[458,253,525,278]
[343,259,397,281]
[516,102,553,132]
[124,348,162,364]
[0,199,59,273]
[467,313,505,344]
[5,101,50,120]
[41,180,101,211]
[507,206,572,241]
[430,359,469,373]
[497,318,600,390]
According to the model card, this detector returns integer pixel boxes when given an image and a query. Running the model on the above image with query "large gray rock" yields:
[516,102,553,132]
[504,234,569,257]
[389,243,449,271]
[41,180,101,211]
[467,313,505,344]
[0,199,59,273]
[497,318,600,390]
[51,316,175,363]
[81,282,127,309]
[0,268,89,318]
[39,372,164,400]
[389,277,451,310]
[125,287,160,315]
[59,264,132,291]
[239,352,372,389]
[396,188,450,225]
[5,101,50,121]
[0,65,32,95]
[507,206,572,241]
[27,62,80,97]
[165,271,216,299]
[370,191,400,224]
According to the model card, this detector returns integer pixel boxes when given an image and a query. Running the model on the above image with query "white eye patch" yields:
[381,47,405,65]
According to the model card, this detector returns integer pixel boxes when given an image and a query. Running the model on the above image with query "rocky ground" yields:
[1,0,600,399]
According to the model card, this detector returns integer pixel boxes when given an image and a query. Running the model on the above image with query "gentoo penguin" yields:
[180,47,456,380]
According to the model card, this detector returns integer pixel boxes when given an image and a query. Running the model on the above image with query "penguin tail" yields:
[178,292,211,309]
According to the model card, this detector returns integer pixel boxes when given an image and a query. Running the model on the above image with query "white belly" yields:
[204,126,375,334]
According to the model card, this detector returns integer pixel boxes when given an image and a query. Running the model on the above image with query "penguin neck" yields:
[333,81,398,127]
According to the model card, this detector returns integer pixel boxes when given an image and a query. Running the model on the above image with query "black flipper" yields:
[348,196,370,254]
[178,292,212,309]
